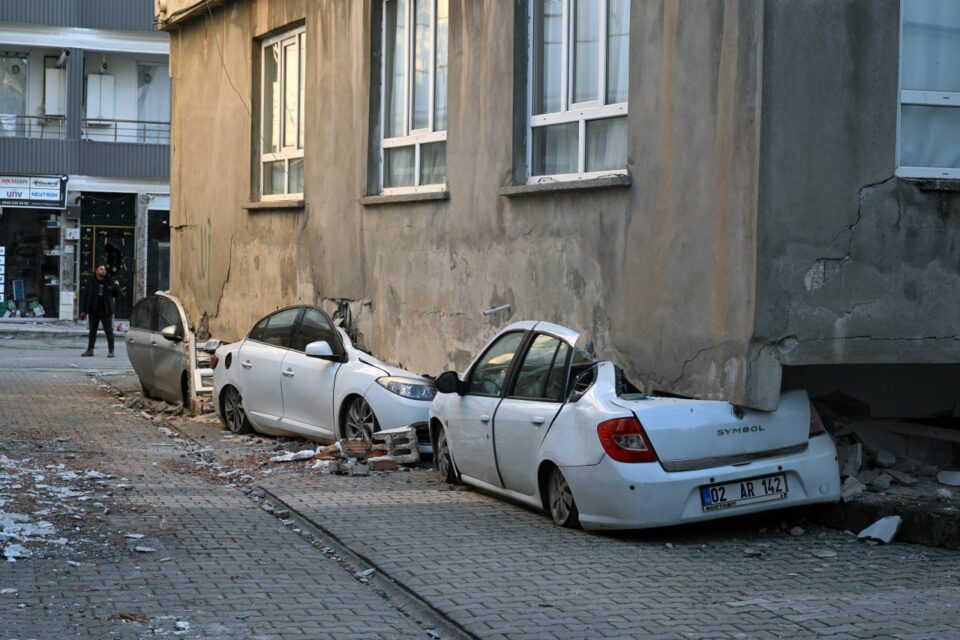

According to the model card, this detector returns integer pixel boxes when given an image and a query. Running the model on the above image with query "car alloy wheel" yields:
[436,428,457,484]
[344,396,378,441]
[222,386,252,434]
[547,466,580,528]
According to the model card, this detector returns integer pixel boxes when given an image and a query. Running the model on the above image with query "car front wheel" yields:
[222,386,252,434]
[343,396,378,441]
[436,427,457,484]
[547,466,580,528]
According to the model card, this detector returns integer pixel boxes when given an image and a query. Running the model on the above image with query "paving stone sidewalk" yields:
[0,370,439,639]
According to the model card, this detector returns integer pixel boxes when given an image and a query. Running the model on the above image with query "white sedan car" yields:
[429,321,840,530]
[213,305,435,449]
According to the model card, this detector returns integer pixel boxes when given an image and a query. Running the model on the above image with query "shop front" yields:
[0,175,69,319]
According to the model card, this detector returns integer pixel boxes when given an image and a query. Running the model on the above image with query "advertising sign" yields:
[0,175,68,209]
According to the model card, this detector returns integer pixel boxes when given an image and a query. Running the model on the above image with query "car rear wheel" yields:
[547,466,580,528]
[222,386,252,434]
[436,428,457,484]
[343,396,378,441]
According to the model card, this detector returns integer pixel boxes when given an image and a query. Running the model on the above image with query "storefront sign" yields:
[0,175,68,209]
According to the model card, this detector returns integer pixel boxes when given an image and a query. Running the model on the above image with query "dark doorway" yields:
[79,193,135,319]
[147,209,170,295]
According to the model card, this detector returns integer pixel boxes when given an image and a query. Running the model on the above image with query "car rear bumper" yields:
[561,434,840,531]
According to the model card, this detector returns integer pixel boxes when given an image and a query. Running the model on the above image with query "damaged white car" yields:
[212,305,434,450]
[126,292,216,410]
[430,321,841,531]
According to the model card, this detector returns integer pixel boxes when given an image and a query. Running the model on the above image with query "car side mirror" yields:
[161,325,183,343]
[305,340,342,361]
[435,370,464,395]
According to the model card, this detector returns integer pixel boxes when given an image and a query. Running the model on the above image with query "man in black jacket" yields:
[80,265,120,357]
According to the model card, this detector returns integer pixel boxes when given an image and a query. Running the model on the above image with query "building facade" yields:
[0,0,170,320]
[159,0,960,416]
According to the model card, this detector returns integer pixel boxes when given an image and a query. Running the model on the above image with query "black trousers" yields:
[87,312,115,352]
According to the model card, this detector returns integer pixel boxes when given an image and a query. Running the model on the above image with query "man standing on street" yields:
[80,265,120,358]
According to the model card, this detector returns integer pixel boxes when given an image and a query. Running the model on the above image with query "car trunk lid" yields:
[609,390,811,472]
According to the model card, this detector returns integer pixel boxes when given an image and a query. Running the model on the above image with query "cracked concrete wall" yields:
[168,0,766,408]
[757,0,960,407]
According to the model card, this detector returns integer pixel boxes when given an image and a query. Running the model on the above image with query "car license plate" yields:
[700,474,788,512]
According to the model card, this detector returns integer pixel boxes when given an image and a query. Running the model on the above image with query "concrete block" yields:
[841,477,865,503]
[838,443,862,478]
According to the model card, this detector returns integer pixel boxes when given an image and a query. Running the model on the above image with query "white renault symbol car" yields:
[212,305,434,449]
[429,321,840,530]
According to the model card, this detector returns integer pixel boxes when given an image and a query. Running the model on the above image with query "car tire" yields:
[343,396,379,441]
[547,466,580,528]
[435,428,458,484]
[221,385,252,435]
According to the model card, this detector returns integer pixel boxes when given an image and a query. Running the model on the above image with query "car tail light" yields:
[809,402,825,437]
[597,416,657,463]
[210,354,220,369]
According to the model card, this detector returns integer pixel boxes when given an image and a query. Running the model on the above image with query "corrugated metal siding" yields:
[0,138,78,176]
[79,142,169,181]
[0,1,77,27]
[79,0,157,32]
[0,1,156,31]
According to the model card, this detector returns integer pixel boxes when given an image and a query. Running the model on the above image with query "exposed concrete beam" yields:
[156,0,237,31]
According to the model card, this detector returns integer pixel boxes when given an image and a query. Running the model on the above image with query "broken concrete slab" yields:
[841,477,866,503]
[937,470,960,487]
[885,469,919,486]
[838,443,862,479]
[871,473,892,491]
[857,468,881,485]
[857,516,902,544]
[875,450,896,468]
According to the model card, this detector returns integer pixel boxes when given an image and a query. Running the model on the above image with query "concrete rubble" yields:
[937,471,960,487]
[857,516,902,544]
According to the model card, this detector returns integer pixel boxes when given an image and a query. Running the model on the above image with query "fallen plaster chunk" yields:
[841,477,865,503]
[270,449,317,463]
[125,533,145,539]
[838,443,862,479]
[811,549,837,559]
[885,469,918,486]
[175,621,190,631]
[875,450,896,468]
[1,588,17,594]
[937,470,960,487]
[4,544,28,562]
[857,516,902,544]
[133,546,156,553]
[936,488,954,499]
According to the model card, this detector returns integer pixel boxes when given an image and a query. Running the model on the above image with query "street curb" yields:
[257,485,477,640]
[809,498,960,549]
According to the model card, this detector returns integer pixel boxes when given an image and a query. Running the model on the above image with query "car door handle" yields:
[282,368,295,377]
[531,417,546,426]
[240,360,253,369]
[480,414,491,424]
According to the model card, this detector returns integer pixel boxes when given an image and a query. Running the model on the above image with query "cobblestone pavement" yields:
[0,341,450,639]
[5,338,960,640]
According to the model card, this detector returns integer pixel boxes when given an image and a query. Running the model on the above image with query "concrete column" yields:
[66,48,83,142]
[134,193,150,303]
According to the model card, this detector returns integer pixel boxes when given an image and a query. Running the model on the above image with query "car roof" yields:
[499,320,580,348]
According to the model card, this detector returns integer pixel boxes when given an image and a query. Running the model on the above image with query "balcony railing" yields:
[0,115,67,141]
[81,119,170,145]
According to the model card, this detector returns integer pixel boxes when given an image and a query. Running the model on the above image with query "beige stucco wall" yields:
[167,0,771,408]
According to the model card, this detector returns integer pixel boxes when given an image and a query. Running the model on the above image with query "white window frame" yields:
[526,0,628,184]
[380,0,448,195]
[259,26,305,201]
[896,1,960,180]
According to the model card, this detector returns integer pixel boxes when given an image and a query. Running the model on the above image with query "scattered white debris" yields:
[124,533,145,539]
[133,546,156,553]
[175,621,190,631]
[811,549,837,559]
[789,526,805,537]
[67,560,81,567]
[742,548,763,558]
[857,516,902,544]
[0,588,18,595]
[355,568,376,578]
[936,488,954,499]
[665,543,674,549]
[937,470,960,487]
[4,543,29,562]
[270,449,317,463]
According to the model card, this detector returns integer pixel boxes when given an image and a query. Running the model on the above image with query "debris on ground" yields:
[372,427,420,465]
[874,450,896,468]
[841,477,865,503]
[270,449,317,463]
[838,442,862,478]
[857,516,902,544]
[937,470,960,487]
